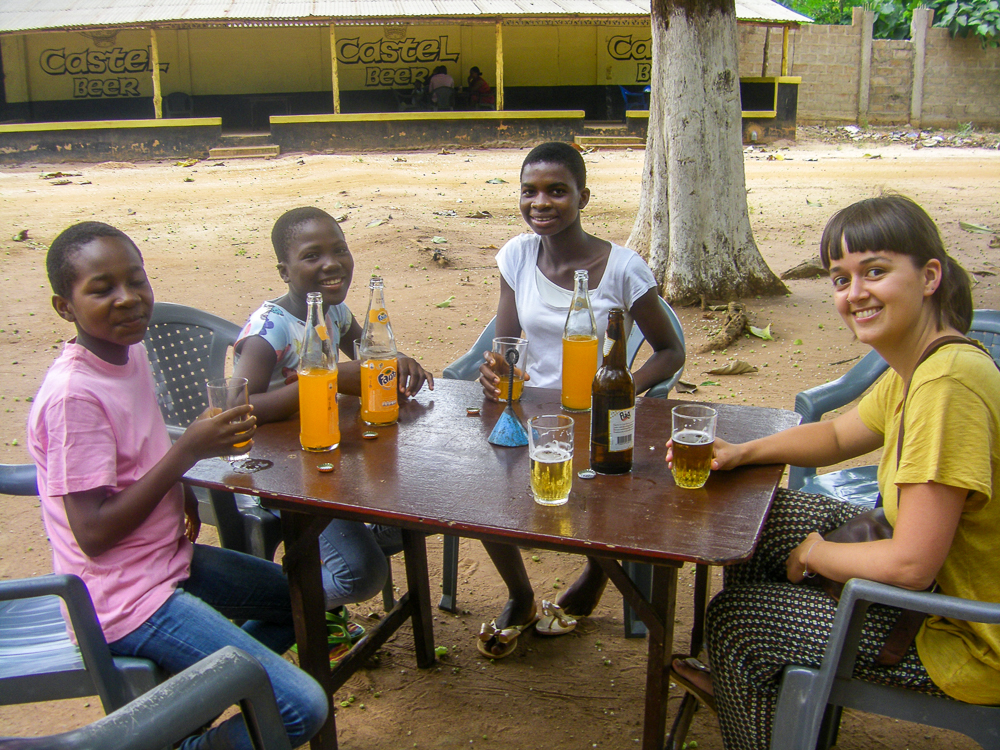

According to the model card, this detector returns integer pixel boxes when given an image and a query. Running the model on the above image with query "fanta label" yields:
[368,308,390,325]
[361,358,399,424]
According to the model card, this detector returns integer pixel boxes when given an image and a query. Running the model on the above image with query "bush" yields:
[927,0,1000,47]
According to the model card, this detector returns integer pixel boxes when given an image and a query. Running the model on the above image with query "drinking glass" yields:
[492,337,528,403]
[206,376,252,462]
[671,405,717,489]
[527,414,574,506]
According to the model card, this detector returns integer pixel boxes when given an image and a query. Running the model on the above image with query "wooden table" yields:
[185,380,799,750]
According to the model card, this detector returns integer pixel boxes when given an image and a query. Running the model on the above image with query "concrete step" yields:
[208,145,281,159]
[574,135,646,150]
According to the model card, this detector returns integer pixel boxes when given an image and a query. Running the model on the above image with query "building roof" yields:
[0,0,810,35]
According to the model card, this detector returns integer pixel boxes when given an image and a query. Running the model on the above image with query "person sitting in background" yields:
[427,65,454,105]
[466,67,495,109]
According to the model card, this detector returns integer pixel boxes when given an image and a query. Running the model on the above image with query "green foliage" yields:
[784,0,999,44]
[927,0,1000,47]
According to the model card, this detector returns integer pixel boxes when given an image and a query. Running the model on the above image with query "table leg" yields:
[595,558,677,750]
[665,563,713,749]
[401,529,436,668]
[281,511,338,750]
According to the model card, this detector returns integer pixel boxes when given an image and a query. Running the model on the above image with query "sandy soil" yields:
[1,128,999,749]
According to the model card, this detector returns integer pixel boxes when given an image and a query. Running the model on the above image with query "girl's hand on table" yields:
[664,436,740,471]
[398,356,434,399]
[786,531,825,584]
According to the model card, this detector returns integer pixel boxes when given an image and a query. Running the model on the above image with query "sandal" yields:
[289,621,355,661]
[535,600,577,636]
[327,606,365,643]
[669,655,717,713]
[477,603,538,659]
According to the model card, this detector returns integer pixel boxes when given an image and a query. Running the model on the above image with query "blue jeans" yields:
[110,544,328,750]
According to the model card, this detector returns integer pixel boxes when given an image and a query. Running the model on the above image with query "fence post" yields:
[855,7,874,124]
[910,8,933,128]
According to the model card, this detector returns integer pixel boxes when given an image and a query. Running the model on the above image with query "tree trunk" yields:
[627,0,787,304]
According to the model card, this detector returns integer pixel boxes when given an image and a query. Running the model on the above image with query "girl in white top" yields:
[476,142,685,658]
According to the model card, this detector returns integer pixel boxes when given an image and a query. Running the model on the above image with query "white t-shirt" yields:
[495,233,657,389]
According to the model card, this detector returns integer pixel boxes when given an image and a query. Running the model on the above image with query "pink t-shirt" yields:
[27,342,192,642]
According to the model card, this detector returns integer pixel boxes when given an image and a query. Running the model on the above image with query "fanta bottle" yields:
[298,291,340,451]
[358,276,399,426]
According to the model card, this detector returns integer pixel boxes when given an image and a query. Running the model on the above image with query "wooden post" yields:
[762,27,770,77]
[495,20,504,111]
[910,7,932,127]
[781,26,789,76]
[150,29,163,119]
[330,24,341,115]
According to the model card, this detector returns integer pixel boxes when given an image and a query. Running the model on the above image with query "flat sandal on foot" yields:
[669,655,717,713]
[535,600,577,636]
[476,604,538,659]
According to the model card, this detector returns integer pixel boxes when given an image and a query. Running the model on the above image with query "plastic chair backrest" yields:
[618,85,646,109]
[433,86,455,109]
[0,646,291,750]
[789,309,1000,491]
[145,302,242,438]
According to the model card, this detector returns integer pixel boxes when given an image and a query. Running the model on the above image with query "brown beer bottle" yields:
[590,308,635,474]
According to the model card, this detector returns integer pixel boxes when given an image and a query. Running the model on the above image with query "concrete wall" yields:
[737,9,1000,128]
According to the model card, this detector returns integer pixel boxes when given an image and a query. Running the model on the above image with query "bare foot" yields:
[556,558,608,616]
[672,657,715,700]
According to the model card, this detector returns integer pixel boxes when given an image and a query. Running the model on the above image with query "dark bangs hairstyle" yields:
[819,194,973,333]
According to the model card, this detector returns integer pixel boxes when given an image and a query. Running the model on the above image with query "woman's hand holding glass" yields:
[479,351,531,402]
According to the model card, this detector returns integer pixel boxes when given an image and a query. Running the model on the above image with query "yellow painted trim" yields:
[0,118,222,133]
[742,111,777,119]
[624,110,649,119]
[271,110,586,124]
[739,76,801,84]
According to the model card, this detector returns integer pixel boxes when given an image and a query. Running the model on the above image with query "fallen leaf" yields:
[432,236,448,244]
[50,179,72,185]
[12,230,28,241]
[366,219,385,228]
[183,177,194,182]
[706,361,758,375]
[486,177,508,184]
[434,645,449,657]
[862,153,882,160]
[436,295,455,308]
[675,380,698,393]
[699,380,721,387]
[766,154,785,161]
[175,158,199,167]
[479,244,499,250]
[748,324,774,341]
[806,198,823,207]
[40,171,81,179]
[960,221,996,234]
[972,269,997,277]
[793,338,803,346]
[438,150,455,155]
[433,210,457,217]
[466,210,492,219]
[392,156,407,162]
[990,236,1000,248]
[333,213,350,223]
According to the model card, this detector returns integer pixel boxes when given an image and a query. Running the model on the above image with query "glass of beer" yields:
[491,337,528,402]
[206,376,252,463]
[527,415,574,506]
[671,405,717,489]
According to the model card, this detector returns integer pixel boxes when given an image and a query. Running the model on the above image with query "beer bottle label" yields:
[607,407,635,452]
[368,308,390,325]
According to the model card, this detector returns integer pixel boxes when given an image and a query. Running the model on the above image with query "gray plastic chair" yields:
[788,309,1000,506]
[770,578,1000,750]
[146,301,283,561]
[441,298,686,635]
[0,646,292,750]
[431,85,455,110]
[0,573,163,714]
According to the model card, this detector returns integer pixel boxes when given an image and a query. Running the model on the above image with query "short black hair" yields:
[271,206,337,262]
[47,221,140,298]
[520,142,586,191]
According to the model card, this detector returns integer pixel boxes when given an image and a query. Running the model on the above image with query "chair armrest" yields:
[0,464,39,496]
[0,646,293,750]
[793,349,888,424]
[0,574,131,711]
[840,578,1000,624]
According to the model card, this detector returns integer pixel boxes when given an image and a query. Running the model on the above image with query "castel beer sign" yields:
[39,46,165,98]
[607,35,652,83]
[336,34,459,88]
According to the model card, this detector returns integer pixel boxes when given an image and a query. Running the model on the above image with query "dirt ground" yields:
[1,127,999,749]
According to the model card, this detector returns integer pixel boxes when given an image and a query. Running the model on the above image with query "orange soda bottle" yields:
[561,269,598,412]
[298,291,340,451]
[358,276,399,426]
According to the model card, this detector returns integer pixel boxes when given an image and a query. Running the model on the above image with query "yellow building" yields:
[0,0,807,130]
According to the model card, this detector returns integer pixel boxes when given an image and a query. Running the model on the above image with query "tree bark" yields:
[627,0,787,304]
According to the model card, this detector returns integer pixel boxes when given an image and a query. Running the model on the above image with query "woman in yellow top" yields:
[669,194,1000,749]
